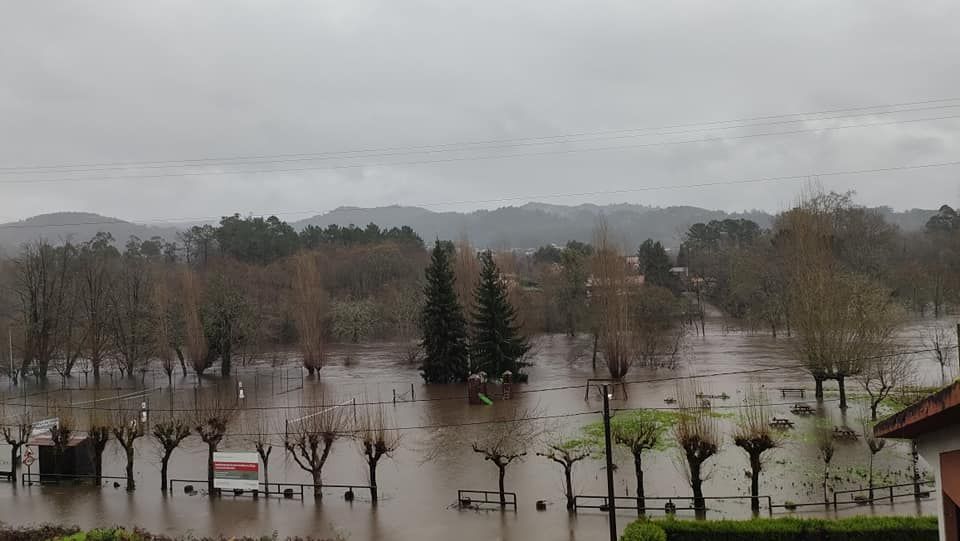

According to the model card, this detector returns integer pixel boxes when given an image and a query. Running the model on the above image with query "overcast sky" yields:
[1,0,959,223]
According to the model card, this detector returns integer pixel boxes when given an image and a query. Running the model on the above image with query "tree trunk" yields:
[868,453,875,502]
[94,450,104,484]
[9,444,20,475]
[749,454,762,514]
[175,348,187,376]
[870,400,879,421]
[837,375,847,410]
[498,465,507,508]
[369,460,378,502]
[125,447,135,491]
[690,460,705,511]
[563,465,574,511]
[822,463,830,506]
[161,450,171,492]
[311,470,323,499]
[634,452,645,515]
[814,375,824,401]
[207,445,215,494]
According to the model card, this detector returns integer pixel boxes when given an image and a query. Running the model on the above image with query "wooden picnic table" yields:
[833,426,859,440]
[769,417,795,429]
[779,388,806,398]
[790,403,815,415]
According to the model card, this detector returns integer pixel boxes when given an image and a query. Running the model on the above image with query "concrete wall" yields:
[918,428,960,541]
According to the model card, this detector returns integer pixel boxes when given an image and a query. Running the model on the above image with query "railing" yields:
[168,479,373,500]
[0,470,13,483]
[574,494,773,517]
[457,489,518,510]
[21,472,129,486]
[833,481,934,508]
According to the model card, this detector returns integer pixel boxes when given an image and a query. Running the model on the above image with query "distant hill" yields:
[0,212,179,256]
[0,204,940,255]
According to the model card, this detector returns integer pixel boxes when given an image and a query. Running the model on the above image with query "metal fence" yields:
[574,494,773,517]
[457,489,518,510]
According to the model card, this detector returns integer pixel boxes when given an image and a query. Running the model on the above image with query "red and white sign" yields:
[212,452,259,491]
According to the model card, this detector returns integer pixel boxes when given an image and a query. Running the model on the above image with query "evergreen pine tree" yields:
[470,251,531,381]
[419,240,470,383]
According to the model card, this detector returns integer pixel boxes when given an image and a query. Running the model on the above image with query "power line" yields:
[4,102,960,177]
[3,113,959,186]
[3,158,960,231]
[4,96,959,173]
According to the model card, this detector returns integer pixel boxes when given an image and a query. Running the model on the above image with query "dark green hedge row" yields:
[622,516,938,541]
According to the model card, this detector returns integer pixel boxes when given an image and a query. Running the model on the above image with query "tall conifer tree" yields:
[470,251,531,380]
[420,241,470,383]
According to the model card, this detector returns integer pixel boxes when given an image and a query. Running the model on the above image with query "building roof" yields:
[874,381,960,439]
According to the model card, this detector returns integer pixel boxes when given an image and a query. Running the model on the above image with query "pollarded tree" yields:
[284,401,350,499]
[470,251,531,380]
[674,389,720,512]
[537,436,592,511]
[733,392,782,513]
[244,411,275,488]
[193,396,237,493]
[0,405,31,476]
[86,407,112,485]
[112,407,144,491]
[470,408,543,508]
[153,413,192,492]
[356,405,400,502]
[861,416,887,502]
[813,421,836,506]
[420,241,469,383]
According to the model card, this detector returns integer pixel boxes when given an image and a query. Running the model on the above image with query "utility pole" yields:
[602,384,617,541]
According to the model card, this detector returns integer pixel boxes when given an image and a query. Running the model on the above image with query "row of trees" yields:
[0,397,399,501]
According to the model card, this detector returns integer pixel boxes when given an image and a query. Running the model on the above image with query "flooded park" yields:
[0,316,945,540]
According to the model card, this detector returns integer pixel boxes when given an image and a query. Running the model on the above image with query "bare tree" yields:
[922,324,955,384]
[290,253,327,376]
[0,404,31,477]
[77,234,117,379]
[814,421,836,506]
[86,407,112,484]
[356,405,400,502]
[856,348,913,421]
[193,396,237,493]
[284,400,349,498]
[733,390,782,513]
[181,269,210,377]
[152,413,192,492]
[591,219,636,381]
[244,411,274,488]
[152,279,178,386]
[470,408,543,508]
[674,387,720,512]
[111,406,144,491]
[110,255,155,378]
[860,415,886,502]
[537,435,591,511]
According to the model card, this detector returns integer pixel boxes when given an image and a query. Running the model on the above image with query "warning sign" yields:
[212,452,259,491]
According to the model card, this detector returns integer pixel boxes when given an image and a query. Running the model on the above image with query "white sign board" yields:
[31,418,58,436]
[212,452,259,491]
[0,444,11,472]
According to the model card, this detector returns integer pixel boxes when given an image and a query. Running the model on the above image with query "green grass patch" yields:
[621,515,938,541]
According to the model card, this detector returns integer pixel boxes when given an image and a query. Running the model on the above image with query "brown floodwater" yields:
[0,318,945,540]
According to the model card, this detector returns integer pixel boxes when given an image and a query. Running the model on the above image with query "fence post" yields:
[393,389,396,405]
[889,486,894,502]
[411,383,415,401]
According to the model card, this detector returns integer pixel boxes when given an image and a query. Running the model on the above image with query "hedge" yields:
[0,526,342,541]
[621,516,938,541]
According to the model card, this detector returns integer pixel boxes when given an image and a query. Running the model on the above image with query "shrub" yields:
[621,521,667,541]
[634,516,937,541]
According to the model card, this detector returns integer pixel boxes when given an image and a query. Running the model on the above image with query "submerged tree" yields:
[733,391,782,513]
[112,407,144,491]
[814,422,836,506]
[0,405,31,476]
[861,416,887,502]
[245,411,275,489]
[87,407,112,485]
[193,396,237,493]
[153,413,192,492]
[921,324,955,384]
[592,219,636,381]
[470,251,531,379]
[537,436,592,512]
[290,252,327,376]
[420,241,470,383]
[674,389,720,512]
[856,348,913,421]
[284,400,350,499]
[471,408,543,508]
[356,405,400,502]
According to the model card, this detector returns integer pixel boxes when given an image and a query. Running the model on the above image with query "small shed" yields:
[27,431,95,483]
[875,382,960,541]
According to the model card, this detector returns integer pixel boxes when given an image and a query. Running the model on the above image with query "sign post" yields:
[212,452,259,494]
[23,448,34,485]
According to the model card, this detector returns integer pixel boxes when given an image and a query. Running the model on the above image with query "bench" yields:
[790,404,815,415]
[769,418,795,429]
[779,388,805,398]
